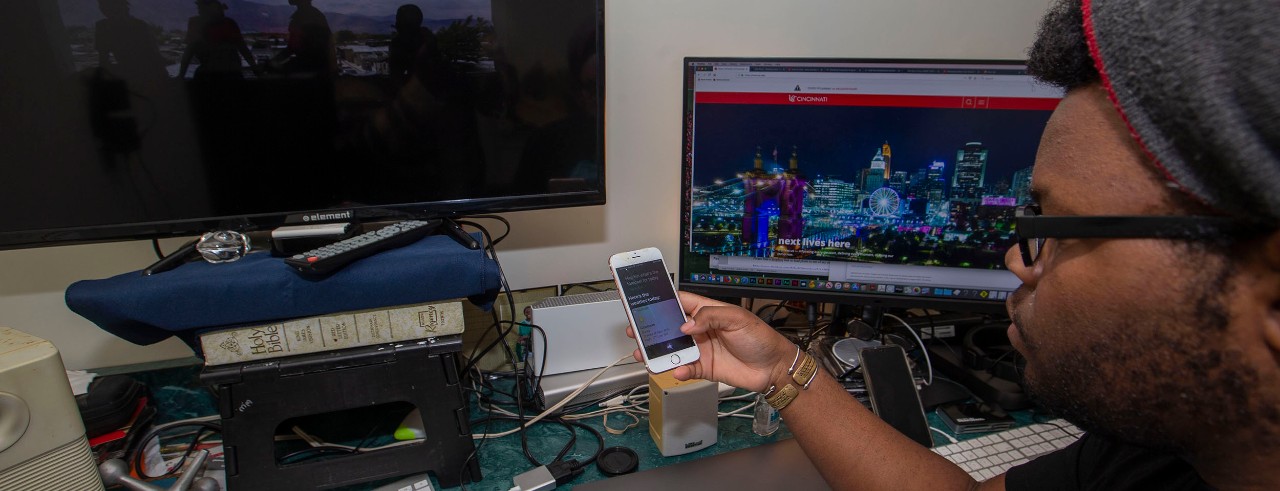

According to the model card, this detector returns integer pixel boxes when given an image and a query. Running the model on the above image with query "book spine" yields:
[199,301,464,366]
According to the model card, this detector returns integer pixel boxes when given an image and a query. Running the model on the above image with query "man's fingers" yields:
[678,291,729,316]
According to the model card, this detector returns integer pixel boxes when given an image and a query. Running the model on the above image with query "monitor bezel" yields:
[676,56,1049,315]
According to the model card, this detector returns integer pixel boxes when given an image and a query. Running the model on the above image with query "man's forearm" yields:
[777,367,977,490]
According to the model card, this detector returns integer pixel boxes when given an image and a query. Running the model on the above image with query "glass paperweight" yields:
[196,231,251,263]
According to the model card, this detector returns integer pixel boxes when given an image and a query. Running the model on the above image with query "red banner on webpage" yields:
[695,92,1059,110]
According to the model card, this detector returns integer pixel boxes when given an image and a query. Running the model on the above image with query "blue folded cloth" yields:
[66,233,500,350]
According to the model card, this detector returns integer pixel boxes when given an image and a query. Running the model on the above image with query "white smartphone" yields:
[608,247,700,373]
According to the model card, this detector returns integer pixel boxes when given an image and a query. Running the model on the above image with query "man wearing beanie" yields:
[635,0,1280,489]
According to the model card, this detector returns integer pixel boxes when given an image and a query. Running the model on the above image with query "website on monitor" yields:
[680,59,1062,303]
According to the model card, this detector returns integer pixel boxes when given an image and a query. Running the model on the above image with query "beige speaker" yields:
[648,371,718,456]
[0,327,104,491]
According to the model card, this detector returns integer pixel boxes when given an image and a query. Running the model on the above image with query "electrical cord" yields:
[930,426,960,444]
[450,217,516,490]
[559,282,608,295]
[128,417,222,479]
[883,312,934,386]
[473,355,632,439]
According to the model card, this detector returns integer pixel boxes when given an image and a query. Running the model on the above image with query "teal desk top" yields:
[126,362,1039,490]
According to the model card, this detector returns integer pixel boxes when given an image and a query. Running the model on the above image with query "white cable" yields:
[717,401,756,418]
[473,354,632,439]
[718,391,758,402]
[883,312,933,386]
[288,425,424,451]
[930,426,959,444]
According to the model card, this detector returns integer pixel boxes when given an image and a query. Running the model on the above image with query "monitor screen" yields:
[678,58,1062,312]
[0,0,603,249]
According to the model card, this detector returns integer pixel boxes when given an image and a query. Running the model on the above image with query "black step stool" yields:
[201,335,479,490]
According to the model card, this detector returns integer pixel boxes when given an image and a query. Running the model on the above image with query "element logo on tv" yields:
[302,210,353,222]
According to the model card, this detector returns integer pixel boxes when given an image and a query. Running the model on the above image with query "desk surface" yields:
[125,361,1038,491]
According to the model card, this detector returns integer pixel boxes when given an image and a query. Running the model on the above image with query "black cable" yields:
[560,282,608,295]
[129,421,222,478]
[520,418,577,467]
[980,347,1024,383]
[529,324,548,401]
[461,320,517,378]
[456,215,511,248]
[563,419,605,467]
[754,302,789,323]
[277,445,357,464]
[800,320,833,348]
[452,219,511,491]
[151,239,164,260]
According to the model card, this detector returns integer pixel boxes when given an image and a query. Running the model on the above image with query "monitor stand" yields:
[926,343,1030,411]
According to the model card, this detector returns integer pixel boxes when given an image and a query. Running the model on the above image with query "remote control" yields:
[284,219,440,277]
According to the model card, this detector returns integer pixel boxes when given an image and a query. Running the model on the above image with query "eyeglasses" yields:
[1014,204,1241,267]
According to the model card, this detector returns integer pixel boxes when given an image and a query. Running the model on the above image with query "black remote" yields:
[284,219,440,277]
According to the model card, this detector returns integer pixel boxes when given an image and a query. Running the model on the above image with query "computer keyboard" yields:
[932,418,1084,481]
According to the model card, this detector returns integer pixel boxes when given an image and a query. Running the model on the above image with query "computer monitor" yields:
[677,58,1063,314]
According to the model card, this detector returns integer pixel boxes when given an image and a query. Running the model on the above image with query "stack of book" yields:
[198,299,465,366]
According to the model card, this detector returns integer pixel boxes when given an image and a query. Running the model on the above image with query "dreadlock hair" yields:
[1026,0,1098,90]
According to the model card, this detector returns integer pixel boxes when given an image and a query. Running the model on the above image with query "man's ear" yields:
[1261,232,1280,354]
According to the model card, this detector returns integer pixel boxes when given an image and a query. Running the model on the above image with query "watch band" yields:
[792,351,818,389]
[764,346,819,411]
[764,383,799,410]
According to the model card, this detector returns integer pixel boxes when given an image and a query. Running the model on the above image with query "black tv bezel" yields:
[0,0,606,251]
[676,56,1048,315]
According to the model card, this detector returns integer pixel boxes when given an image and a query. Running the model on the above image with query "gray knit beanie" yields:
[1083,0,1280,224]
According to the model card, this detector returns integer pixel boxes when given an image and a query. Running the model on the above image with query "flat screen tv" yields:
[0,0,603,249]
[678,58,1062,313]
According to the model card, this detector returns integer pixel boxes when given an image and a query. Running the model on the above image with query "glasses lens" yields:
[1029,238,1043,264]
[1016,204,1040,266]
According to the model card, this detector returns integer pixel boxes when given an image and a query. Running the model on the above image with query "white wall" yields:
[0,0,1052,370]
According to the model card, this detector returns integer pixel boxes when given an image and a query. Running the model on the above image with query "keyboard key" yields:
[932,419,1083,482]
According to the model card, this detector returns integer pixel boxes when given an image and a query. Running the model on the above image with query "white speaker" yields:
[648,371,718,456]
[0,327,104,491]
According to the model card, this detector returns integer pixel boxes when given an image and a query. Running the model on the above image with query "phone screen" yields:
[615,259,695,358]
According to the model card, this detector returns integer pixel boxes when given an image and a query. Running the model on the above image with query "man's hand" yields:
[627,291,794,392]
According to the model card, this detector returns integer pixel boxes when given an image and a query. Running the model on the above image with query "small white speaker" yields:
[0,327,104,491]
[648,371,718,456]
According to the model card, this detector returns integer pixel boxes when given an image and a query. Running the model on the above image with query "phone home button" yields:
[669,354,681,365]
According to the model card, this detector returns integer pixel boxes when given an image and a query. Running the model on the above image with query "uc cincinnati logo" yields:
[788,94,828,103]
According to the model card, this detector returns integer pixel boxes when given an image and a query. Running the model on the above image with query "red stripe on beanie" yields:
[1080,0,1186,192]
